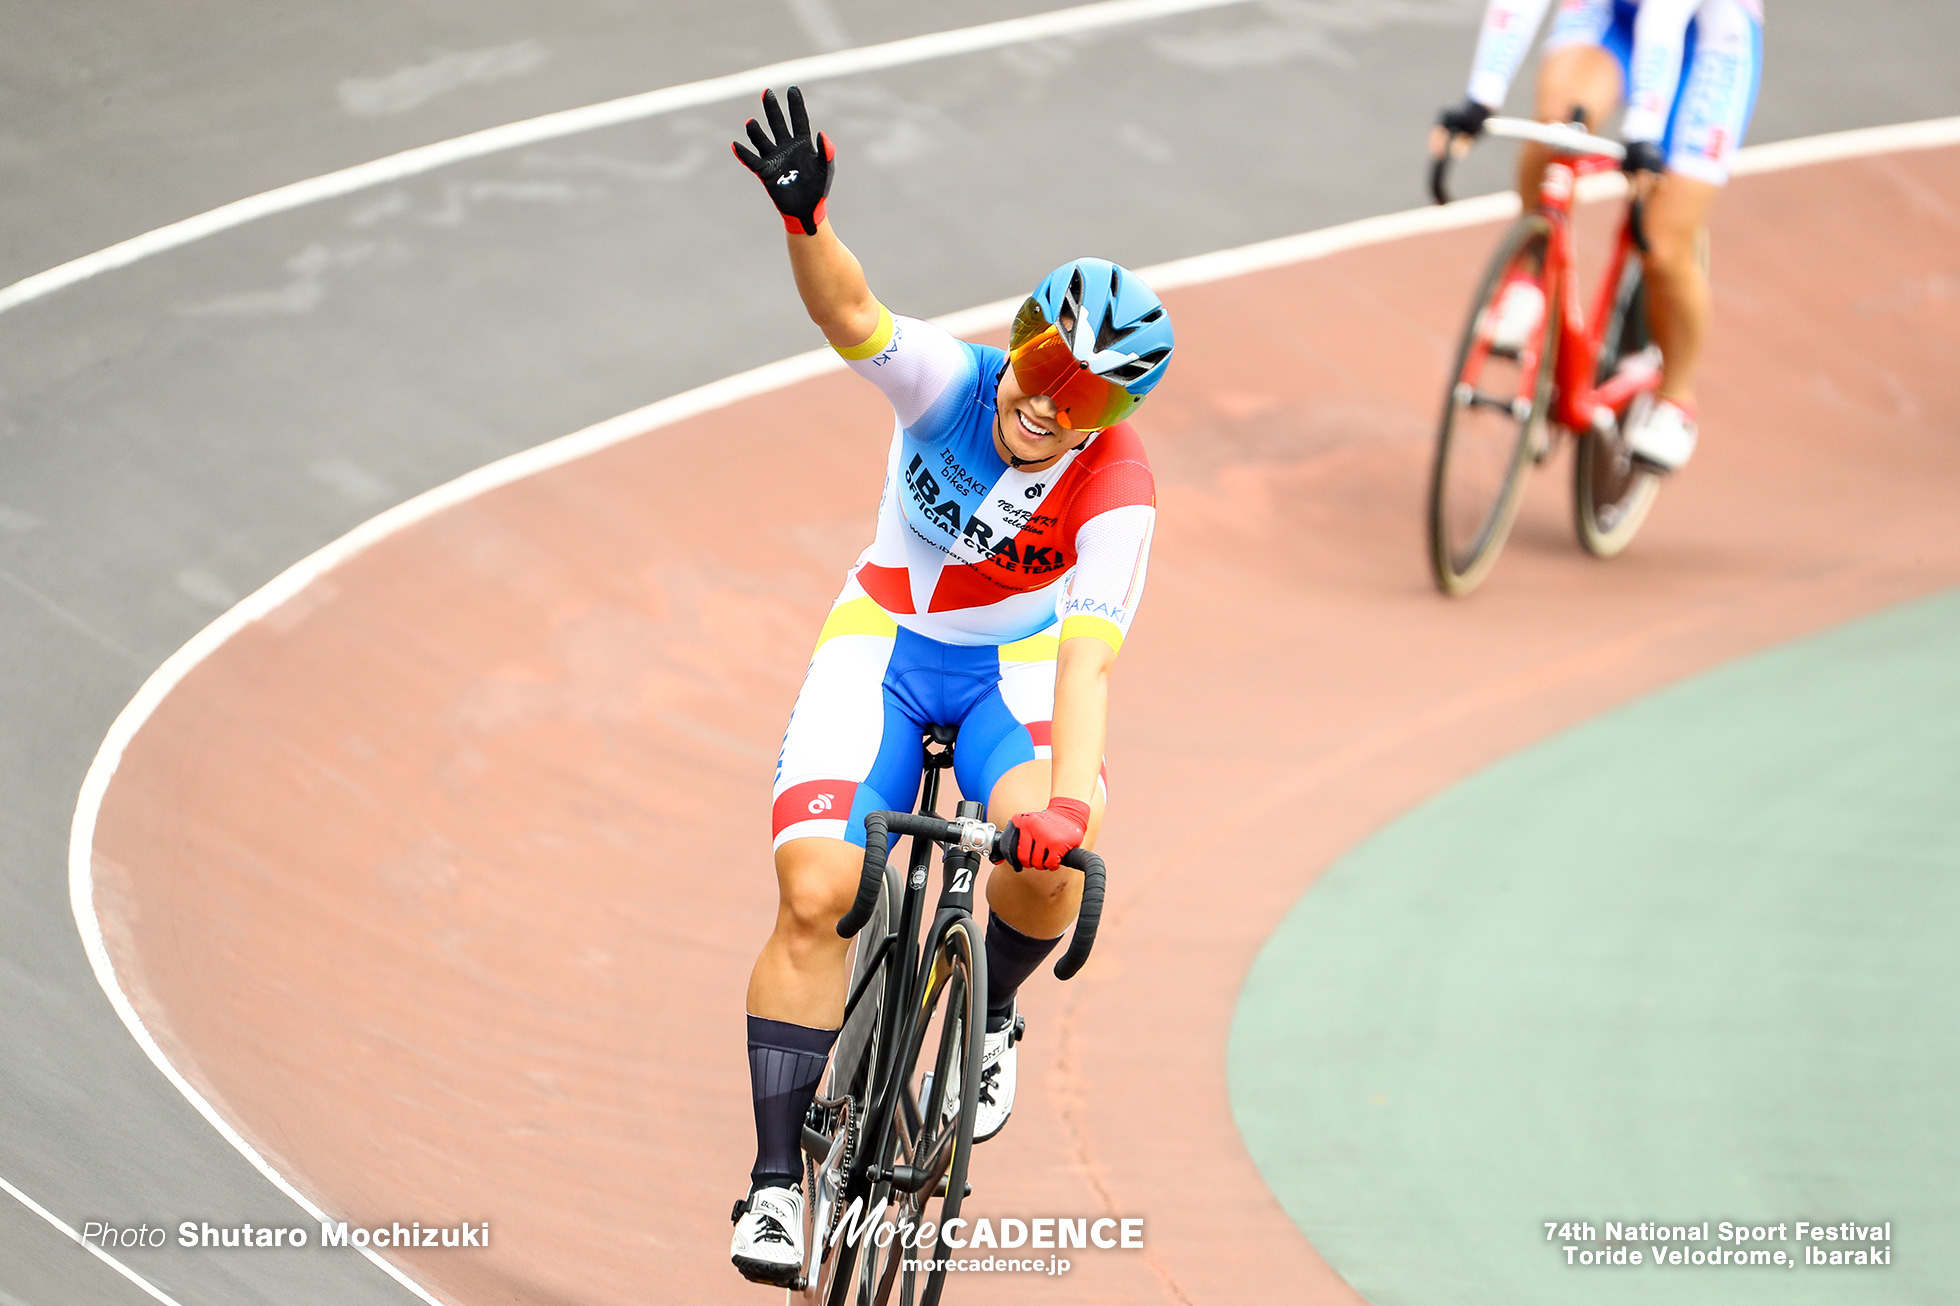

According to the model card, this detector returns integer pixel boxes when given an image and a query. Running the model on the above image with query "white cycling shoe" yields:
[1626,396,1699,473]
[973,1010,1023,1144]
[1485,279,1546,355]
[923,1006,1023,1144]
[730,1184,804,1286]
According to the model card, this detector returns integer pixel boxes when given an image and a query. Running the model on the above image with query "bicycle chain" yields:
[805,1096,860,1276]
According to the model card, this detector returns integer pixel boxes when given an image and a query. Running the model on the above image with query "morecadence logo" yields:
[827,1194,1143,1276]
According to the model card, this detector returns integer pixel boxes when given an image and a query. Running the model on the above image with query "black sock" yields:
[747,1015,838,1191]
[983,917,1062,1032]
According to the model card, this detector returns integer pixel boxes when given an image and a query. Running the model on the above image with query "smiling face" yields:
[993,367,1085,469]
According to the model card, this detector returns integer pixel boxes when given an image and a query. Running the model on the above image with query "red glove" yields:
[1014,797,1091,871]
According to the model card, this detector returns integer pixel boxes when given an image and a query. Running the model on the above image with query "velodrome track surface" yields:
[6,2,1960,1303]
[87,144,1960,1305]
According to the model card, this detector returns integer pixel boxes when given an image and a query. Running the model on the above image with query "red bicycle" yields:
[1425,115,1666,596]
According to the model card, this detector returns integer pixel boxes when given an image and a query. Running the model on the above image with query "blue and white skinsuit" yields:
[1467,0,1764,185]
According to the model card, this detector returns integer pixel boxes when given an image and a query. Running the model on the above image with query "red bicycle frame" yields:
[1536,155,1660,436]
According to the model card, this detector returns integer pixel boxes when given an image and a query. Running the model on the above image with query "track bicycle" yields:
[1426,114,1673,596]
[789,724,1106,1306]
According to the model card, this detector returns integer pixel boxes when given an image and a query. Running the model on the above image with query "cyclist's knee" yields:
[1643,175,1718,278]
[999,860,1078,906]
[1641,216,1702,280]
[773,838,862,944]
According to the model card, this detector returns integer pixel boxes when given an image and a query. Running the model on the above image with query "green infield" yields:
[1231,589,1960,1305]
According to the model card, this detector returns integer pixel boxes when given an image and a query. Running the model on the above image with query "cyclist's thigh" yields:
[1643,172,1720,266]
[1663,0,1761,185]
[1533,45,1624,125]
[773,595,924,853]
[986,760,1105,847]
[1533,0,1626,120]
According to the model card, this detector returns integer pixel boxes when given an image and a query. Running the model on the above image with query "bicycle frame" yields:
[1535,156,1660,437]
[810,736,1105,1299]
[855,748,981,1172]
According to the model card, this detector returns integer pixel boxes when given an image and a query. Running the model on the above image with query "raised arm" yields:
[732,86,882,350]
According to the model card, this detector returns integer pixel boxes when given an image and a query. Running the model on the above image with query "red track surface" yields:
[92,147,1960,1304]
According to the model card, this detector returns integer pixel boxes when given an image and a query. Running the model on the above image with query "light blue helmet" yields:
[1010,258,1175,428]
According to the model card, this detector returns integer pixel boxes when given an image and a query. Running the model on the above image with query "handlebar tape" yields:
[1053,846,1105,980]
[991,824,1105,980]
[837,811,962,937]
[836,811,891,938]
[836,812,1105,978]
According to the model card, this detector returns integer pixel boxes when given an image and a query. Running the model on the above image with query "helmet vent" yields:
[1103,346,1171,382]
[1094,304,1123,354]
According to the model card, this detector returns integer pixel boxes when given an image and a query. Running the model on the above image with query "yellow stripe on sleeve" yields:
[1058,615,1125,656]
[832,302,896,362]
[997,631,1060,662]
[813,596,898,652]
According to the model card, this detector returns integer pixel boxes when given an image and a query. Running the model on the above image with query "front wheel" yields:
[860,917,984,1306]
[1428,212,1559,596]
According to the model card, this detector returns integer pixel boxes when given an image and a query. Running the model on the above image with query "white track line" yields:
[0,0,1257,318]
[1731,115,1960,175]
[66,115,1960,1306]
[0,1173,188,1306]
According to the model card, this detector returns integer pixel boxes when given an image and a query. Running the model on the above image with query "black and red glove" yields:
[731,85,835,236]
[1012,797,1091,872]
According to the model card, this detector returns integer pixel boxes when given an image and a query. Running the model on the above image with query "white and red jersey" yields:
[833,305,1155,654]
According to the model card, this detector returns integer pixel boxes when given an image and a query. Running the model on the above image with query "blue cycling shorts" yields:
[771,593,1100,849]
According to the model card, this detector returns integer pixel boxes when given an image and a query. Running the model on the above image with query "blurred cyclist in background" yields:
[723,85,1172,1286]
[1434,0,1763,473]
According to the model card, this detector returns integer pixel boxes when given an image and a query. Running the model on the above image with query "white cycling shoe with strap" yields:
[1626,395,1699,473]
[922,1003,1024,1144]
[730,1184,804,1286]
[973,1007,1023,1143]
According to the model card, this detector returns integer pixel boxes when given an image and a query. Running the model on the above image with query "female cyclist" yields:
[1434,0,1764,472]
[723,86,1174,1286]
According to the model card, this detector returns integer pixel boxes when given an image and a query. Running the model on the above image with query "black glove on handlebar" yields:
[1438,99,1494,139]
[1621,140,1665,176]
[732,85,835,236]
